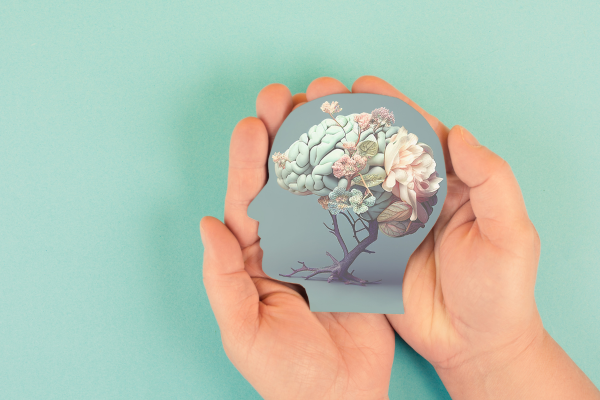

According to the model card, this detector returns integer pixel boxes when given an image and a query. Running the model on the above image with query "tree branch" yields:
[330,213,348,256]
[339,211,362,245]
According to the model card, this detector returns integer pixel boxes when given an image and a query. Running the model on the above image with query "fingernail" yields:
[460,126,481,147]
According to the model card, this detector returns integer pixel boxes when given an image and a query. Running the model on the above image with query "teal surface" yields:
[1,1,598,399]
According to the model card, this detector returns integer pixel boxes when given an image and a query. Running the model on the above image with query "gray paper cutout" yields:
[248,94,447,314]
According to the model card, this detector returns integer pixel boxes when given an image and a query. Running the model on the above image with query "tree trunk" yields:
[280,214,380,286]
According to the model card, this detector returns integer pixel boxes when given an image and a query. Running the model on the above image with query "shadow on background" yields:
[144,53,451,398]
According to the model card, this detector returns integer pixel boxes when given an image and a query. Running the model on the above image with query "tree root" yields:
[279,253,381,286]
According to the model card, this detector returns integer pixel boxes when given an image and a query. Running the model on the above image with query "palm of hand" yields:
[389,138,541,371]
[231,242,395,400]
[201,79,398,400]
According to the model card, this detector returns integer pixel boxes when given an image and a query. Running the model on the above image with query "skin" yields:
[201,76,600,399]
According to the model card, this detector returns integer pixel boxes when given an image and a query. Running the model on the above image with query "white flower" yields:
[383,127,442,222]
[320,101,342,114]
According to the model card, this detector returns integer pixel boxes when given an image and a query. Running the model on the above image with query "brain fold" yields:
[275,114,402,215]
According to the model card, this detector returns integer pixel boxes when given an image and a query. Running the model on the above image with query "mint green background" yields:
[1,1,598,399]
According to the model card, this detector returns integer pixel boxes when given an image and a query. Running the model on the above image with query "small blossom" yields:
[353,113,372,130]
[342,141,357,155]
[317,196,329,210]
[348,189,376,214]
[371,107,395,127]
[327,187,352,215]
[272,152,288,169]
[321,101,342,114]
[332,154,368,179]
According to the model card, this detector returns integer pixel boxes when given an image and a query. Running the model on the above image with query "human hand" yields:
[343,76,543,368]
[349,76,599,399]
[200,80,396,400]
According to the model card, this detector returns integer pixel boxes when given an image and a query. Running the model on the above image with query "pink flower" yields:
[272,152,289,169]
[382,128,442,222]
[413,171,443,202]
[321,101,342,114]
[371,107,395,127]
[332,154,367,179]
[353,113,371,130]
[342,141,357,155]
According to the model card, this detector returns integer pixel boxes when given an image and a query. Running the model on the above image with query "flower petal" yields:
[382,171,396,191]
[399,183,419,221]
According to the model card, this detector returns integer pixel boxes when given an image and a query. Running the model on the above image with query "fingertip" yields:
[351,75,390,93]
[200,215,220,231]
[200,216,223,247]
[233,116,268,135]
[230,117,269,167]
[292,93,307,105]
[201,217,244,268]
[458,125,481,147]
[306,77,350,101]
[257,83,292,101]
[256,83,294,138]
[448,125,501,188]
[448,125,494,165]
[447,125,465,152]
[448,125,529,229]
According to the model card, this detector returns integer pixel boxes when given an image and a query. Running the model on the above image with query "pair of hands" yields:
[200,76,546,399]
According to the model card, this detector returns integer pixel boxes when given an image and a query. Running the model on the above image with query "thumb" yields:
[448,125,530,237]
[201,216,258,336]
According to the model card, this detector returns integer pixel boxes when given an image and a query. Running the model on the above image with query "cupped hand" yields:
[349,77,544,378]
[201,79,395,400]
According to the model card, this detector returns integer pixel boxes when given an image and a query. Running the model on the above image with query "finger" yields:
[242,241,311,305]
[306,77,350,101]
[351,75,452,172]
[224,117,269,248]
[386,232,438,340]
[447,125,530,238]
[201,217,259,335]
[253,277,310,308]
[292,93,307,106]
[256,83,294,147]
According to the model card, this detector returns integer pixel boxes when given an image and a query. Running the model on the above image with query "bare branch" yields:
[330,213,348,256]
[339,211,362,245]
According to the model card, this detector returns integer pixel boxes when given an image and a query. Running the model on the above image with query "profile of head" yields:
[270,100,443,286]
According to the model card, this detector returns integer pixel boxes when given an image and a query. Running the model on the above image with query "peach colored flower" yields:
[353,113,371,130]
[272,152,289,169]
[317,196,330,209]
[342,141,357,155]
[382,127,442,222]
[320,101,342,114]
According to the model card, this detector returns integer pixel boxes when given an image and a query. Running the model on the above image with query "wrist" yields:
[435,318,547,399]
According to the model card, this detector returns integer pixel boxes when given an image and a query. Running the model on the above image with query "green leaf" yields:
[352,173,386,188]
[378,221,409,238]
[377,201,412,222]
[357,140,378,158]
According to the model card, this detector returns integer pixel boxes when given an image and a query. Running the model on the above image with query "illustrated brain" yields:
[272,102,443,237]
